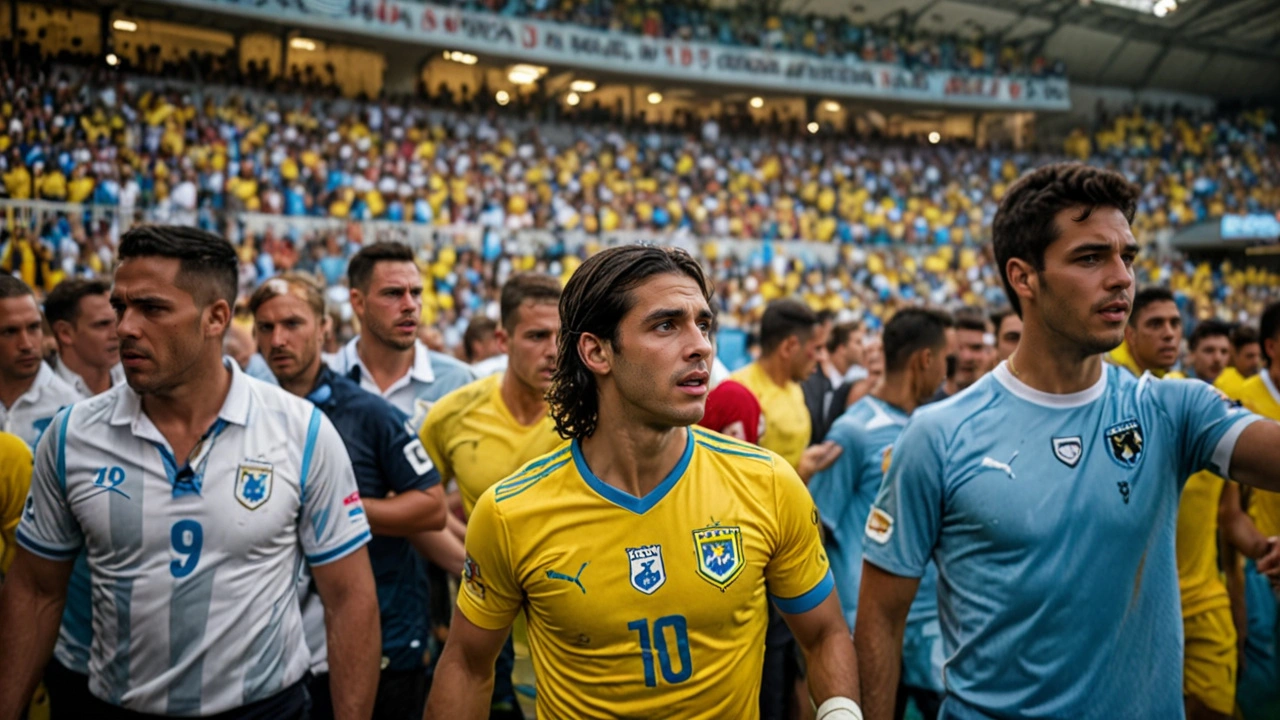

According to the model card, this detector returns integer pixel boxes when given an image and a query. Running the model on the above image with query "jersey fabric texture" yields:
[0,430,32,575]
[0,361,80,450]
[698,379,763,445]
[864,362,1258,720]
[1214,366,1247,398]
[732,362,811,468]
[17,361,370,715]
[299,365,441,673]
[418,373,563,518]
[458,426,832,720]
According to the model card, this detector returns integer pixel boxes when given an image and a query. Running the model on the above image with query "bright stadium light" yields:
[105,53,120,66]
[566,92,581,106]
[444,50,478,65]
[112,19,138,32]
[508,64,546,85]
[823,101,840,113]
[290,37,317,51]
[1152,0,1177,17]
[807,121,819,134]
[647,92,663,105]
[749,96,764,109]
[929,131,941,144]
[570,80,597,93]
[1092,0,1176,16]
[495,90,511,106]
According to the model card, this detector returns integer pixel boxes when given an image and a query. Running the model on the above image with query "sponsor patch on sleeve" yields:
[865,506,894,545]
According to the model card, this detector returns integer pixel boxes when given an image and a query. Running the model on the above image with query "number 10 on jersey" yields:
[627,615,692,687]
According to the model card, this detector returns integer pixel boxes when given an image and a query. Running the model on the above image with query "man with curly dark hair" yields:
[425,244,861,720]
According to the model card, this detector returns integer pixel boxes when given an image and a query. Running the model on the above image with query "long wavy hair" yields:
[547,245,713,440]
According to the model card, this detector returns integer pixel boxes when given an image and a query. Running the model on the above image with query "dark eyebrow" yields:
[643,308,688,324]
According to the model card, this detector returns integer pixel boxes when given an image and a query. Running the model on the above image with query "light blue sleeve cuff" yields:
[771,569,835,615]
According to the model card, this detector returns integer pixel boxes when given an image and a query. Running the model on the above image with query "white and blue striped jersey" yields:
[17,361,370,716]
[864,362,1261,719]
[327,337,475,427]
[0,362,80,450]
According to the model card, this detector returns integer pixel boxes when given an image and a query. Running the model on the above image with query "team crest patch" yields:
[692,526,745,591]
[626,545,667,595]
[463,555,485,600]
[1104,420,1144,468]
[866,507,894,544]
[1052,437,1083,468]
[234,462,273,510]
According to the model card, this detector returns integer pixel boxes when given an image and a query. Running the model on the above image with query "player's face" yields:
[1235,342,1261,377]
[1125,300,1181,372]
[112,257,227,395]
[954,328,987,390]
[996,313,1022,362]
[352,261,422,352]
[254,293,323,387]
[1190,335,1229,385]
[790,329,822,382]
[1031,206,1136,357]
[67,293,120,370]
[607,273,714,429]
[501,300,559,395]
[0,294,44,383]
[916,336,951,404]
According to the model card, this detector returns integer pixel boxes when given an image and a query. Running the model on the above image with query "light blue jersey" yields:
[864,362,1260,720]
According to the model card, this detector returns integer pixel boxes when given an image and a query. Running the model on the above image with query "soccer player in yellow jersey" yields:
[1107,287,1187,379]
[0,430,32,577]
[1217,324,1261,398]
[733,298,823,469]
[420,273,565,518]
[425,245,859,720]
[1236,302,1280,719]
[1174,320,1279,719]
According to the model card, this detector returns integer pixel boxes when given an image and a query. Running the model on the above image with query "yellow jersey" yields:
[458,427,833,720]
[1214,366,1247,398]
[0,431,33,576]
[1233,372,1280,536]
[1175,471,1229,617]
[419,374,564,517]
[732,363,810,468]
[1107,340,1186,379]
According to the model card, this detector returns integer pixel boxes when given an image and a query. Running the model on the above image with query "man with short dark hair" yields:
[0,225,381,719]
[734,299,822,469]
[0,275,79,450]
[810,308,953,720]
[1108,287,1186,378]
[990,308,1022,363]
[1187,320,1232,385]
[462,317,501,366]
[1218,325,1261,397]
[43,279,124,398]
[947,309,989,395]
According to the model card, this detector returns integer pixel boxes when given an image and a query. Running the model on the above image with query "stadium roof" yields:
[786,0,1280,98]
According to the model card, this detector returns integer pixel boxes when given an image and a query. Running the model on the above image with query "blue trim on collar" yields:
[570,427,694,515]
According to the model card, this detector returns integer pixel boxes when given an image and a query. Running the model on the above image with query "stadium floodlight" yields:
[823,101,840,113]
[570,80,597,93]
[444,50,478,65]
[105,53,120,66]
[566,92,581,106]
[290,38,317,51]
[749,96,764,109]
[112,19,138,32]
[647,92,663,105]
[495,90,511,106]
[508,64,546,85]
[1152,0,1177,17]
[929,131,941,144]
[807,121,819,134]
[1091,0,1177,16]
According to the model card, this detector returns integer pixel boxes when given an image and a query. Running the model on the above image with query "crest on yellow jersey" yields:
[692,525,745,591]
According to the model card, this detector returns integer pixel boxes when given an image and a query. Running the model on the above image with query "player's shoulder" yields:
[427,350,478,387]
[429,374,499,420]
[691,426,779,474]
[244,374,326,429]
[486,441,575,510]
[325,373,407,425]
[39,366,81,406]
[910,374,1006,439]
[0,430,31,461]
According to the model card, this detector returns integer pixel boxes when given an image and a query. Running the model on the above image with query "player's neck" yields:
[281,357,324,399]
[0,371,37,410]
[500,371,547,427]
[59,347,113,395]
[871,374,919,415]
[141,358,232,457]
[356,333,415,392]
[579,403,689,500]
[757,354,794,388]
[1012,325,1105,394]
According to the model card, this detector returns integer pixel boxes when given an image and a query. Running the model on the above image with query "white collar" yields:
[108,358,251,439]
[54,357,125,397]
[340,336,435,386]
[991,360,1109,409]
[10,362,64,408]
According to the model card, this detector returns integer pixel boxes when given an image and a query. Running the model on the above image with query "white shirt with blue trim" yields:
[1,361,80,449]
[327,337,476,428]
[17,360,370,715]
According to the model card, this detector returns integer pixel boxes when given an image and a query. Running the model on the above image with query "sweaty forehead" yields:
[369,261,422,289]
[0,295,40,326]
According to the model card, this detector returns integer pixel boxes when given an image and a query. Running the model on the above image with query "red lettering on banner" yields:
[680,46,692,66]
[521,24,537,48]
[421,7,436,31]
[444,14,458,33]
[1009,82,1022,99]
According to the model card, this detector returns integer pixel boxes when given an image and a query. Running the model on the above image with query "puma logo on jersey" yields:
[546,562,589,594]
[981,452,1019,480]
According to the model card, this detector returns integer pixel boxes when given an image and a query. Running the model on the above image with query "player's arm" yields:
[409,528,466,576]
[853,562,920,720]
[798,440,843,485]
[1228,420,1280,495]
[363,485,446,535]
[1219,481,1280,578]
[0,549,73,720]
[365,406,448,535]
[423,610,511,720]
[311,547,380,720]
[782,590,860,712]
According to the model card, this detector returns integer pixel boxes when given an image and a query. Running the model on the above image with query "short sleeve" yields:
[1154,379,1260,479]
[765,459,834,614]
[418,400,453,485]
[862,416,945,579]
[456,490,523,631]
[299,409,372,567]
[15,407,82,562]
[377,403,440,494]
[0,434,34,572]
